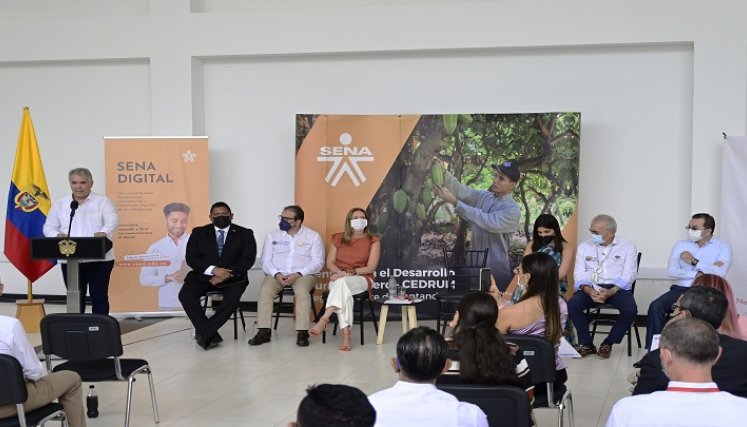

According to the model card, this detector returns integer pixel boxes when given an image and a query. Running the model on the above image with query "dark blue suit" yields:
[179,223,256,342]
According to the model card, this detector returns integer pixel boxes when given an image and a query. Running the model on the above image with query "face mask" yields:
[279,219,292,232]
[688,229,702,241]
[591,234,604,245]
[538,235,555,246]
[212,216,231,229]
[350,218,367,231]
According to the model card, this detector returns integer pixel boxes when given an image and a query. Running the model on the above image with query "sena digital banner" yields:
[105,137,209,313]
[296,114,580,317]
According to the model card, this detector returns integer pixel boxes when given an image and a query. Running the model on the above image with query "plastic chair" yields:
[438,383,532,427]
[273,287,317,330]
[202,288,247,340]
[436,248,489,334]
[0,354,67,427]
[40,314,159,427]
[508,335,574,427]
[586,252,643,356]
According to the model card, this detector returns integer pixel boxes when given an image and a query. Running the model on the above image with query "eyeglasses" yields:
[211,213,231,218]
[588,229,605,235]
[671,303,688,313]
[684,226,708,231]
[279,215,297,222]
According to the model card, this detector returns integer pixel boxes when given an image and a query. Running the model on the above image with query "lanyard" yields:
[666,386,719,392]
[592,245,613,284]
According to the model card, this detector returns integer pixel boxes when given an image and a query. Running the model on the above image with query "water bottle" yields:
[387,276,398,300]
[86,385,99,418]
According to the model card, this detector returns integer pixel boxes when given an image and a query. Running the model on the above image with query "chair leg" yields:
[627,325,632,357]
[634,323,642,348]
[274,292,283,330]
[358,298,365,346]
[147,369,160,424]
[125,377,135,427]
[239,307,246,331]
[566,391,575,427]
[368,299,379,334]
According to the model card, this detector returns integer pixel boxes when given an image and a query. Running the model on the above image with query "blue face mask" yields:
[591,234,604,245]
[279,219,292,232]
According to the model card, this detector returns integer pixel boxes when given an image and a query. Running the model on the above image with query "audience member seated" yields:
[368,327,488,427]
[645,212,732,349]
[309,207,380,351]
[0,278,86,427]
[567,214,638,359]
[441,291,534,403]
[633,287,747,398]
[288,383,375,427]
[608,317,747,426]
[497,251,568,398]
[691,274,746,340]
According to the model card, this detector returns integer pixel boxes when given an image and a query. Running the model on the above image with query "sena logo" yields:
[317,133,374,187]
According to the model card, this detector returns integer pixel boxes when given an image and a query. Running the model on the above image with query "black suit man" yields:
[178,201,256,350]
[633,287,747,398]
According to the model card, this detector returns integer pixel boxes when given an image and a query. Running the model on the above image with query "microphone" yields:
[67,198,79,238]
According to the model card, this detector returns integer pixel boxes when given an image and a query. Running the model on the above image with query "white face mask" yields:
[350,218,368,231]
[688,229,702,241]
[591,234,604,245]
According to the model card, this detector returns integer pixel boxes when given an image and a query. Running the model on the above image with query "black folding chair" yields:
[202,287,247,340]
[273,287,317,330]
[438,383,533,427]
[0,354,67,427]
[508,335,575,427]
[436,248,489,334]
[586,252,643,356]
[320,290,379,346]
[40,314,159,427]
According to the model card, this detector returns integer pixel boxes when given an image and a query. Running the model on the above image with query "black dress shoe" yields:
[196,334,221,350]
[248,328,271,346]
[296,331,309,347]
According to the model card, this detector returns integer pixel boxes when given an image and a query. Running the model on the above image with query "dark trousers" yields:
[178,278,247,341]
[567,285,637,347]
[645,285,688,349]
[61,260,115,314]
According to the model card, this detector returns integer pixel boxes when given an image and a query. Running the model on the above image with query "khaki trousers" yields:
[0,370,86,427]
[256,274,318,330]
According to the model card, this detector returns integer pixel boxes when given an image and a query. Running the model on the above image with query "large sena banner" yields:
[296,114,580,316]
[721,137,747,314]
[105,137,209,313]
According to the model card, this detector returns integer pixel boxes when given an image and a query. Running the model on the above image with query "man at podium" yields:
[43,168,118,314]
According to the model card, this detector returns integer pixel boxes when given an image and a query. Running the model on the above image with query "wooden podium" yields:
[31,236,112,314]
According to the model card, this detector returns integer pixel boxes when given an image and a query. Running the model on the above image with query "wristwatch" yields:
[690,258,699,266]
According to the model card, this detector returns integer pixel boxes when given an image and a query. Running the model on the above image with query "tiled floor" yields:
[2,302,646,427]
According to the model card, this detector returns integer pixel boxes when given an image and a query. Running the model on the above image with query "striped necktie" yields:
[217,229,225,256]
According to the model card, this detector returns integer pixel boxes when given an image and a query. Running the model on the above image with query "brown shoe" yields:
[248,328,271,346]
[576,345,597,357]
[597,344,612,359]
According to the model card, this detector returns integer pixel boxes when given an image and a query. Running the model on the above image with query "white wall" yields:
[1,0,745,306]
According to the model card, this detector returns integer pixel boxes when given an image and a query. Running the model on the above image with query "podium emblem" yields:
[58,239,77,257]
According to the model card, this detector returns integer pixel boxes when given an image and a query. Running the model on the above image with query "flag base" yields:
[15,299,46,333]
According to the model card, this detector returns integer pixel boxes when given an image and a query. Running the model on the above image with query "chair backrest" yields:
[630,252,642,293]
[40,313,123,362]
[506,335,558,399]
[437,383,532,427]
[443,249,490,291]
[0,354,27,406]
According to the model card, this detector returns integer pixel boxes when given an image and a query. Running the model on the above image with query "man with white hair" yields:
[567,214,638,359]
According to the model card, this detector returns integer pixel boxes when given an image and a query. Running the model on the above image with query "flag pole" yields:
[27,279,33,303]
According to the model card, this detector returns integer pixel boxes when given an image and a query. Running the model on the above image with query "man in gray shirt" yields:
[434,161,521,290]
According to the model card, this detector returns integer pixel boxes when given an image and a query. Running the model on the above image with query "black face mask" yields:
[538,235,555,246]
[212,216,231,229]
[279,219,292,232]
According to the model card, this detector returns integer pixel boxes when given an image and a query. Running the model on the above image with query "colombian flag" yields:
[4,107,55,282]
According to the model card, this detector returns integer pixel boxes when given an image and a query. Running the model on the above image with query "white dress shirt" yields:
[369,381,488,427]
[574,236,638,290]
[668,238,732,288]
[0,315,45,381]
[606,381,747,426]
[43,191,119,261]
[139,233,190,309]
[260,225,324,277]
